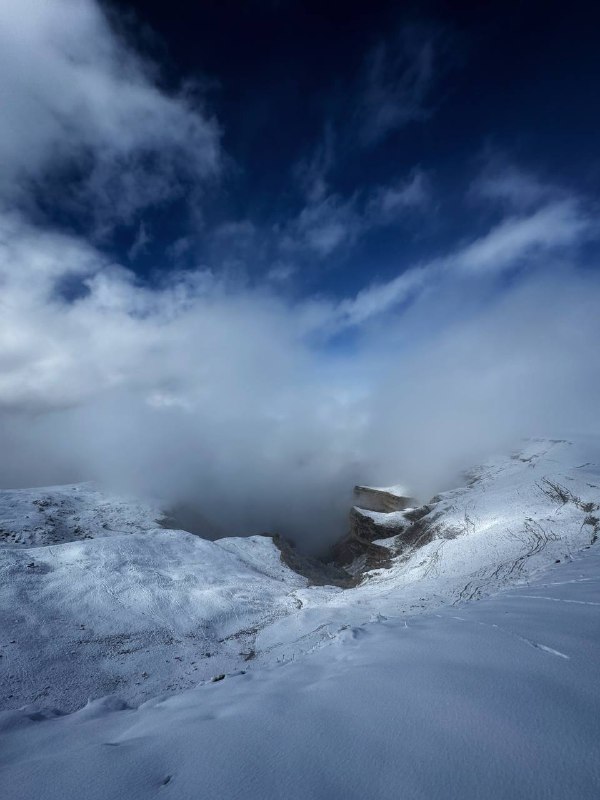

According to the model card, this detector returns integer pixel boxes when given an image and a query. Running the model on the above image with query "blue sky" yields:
[10,0,600,302]
[0,0,599,540]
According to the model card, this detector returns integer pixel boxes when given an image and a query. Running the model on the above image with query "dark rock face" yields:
[330,530,393,573]
[331,486,414,573]
[274,484,431,584]
[345,485,413,552]
[348,507,406,543]
[332,486,429,574]
[349,507,382,543]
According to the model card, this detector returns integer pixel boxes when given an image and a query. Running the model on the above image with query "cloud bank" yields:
[0,1,598,553]
[2,197,598,550]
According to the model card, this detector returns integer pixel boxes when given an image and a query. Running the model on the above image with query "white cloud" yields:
[455,200,591,275]
[1,198,599,550]
[128,222,152,261]
[0,0,220,227]
[295,123,336,203]
[332,268,427,329]
[360,268,600,497]
[366,170,430,221]
[281,170,430,261]
[0,210,367,547]
[267,262,297,283]
[323,196,594,332]
[292,195,359,257]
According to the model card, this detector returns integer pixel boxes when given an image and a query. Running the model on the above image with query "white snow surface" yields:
[1,541,599,799]
[0,532,305,710]
[0,483,163,547]
[355,506,410,526]
[0,437,599,797]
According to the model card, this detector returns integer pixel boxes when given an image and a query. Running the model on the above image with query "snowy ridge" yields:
[0,436,599,798]
[254,437,600,662]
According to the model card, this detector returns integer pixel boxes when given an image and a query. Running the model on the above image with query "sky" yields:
[0,0,599,550]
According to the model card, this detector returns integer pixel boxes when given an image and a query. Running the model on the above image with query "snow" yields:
[0,483,163,548]
[0,531,305,710]
[254,437,600,662]
[0,436,599,797]
[354,506,410,526]
[0,544,599,799]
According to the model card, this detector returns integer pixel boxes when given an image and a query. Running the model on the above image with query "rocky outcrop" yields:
[353,485,412,513]
[331,485,415,573]
[349,507,408,542]
[275,484,423,581]
[348,485,413,544]
[330,529,393,573]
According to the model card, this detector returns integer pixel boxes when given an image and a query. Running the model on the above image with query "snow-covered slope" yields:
[1,543,599,800]
[0,483,163,547]
[0,436,599,797]
[254,437,600,662]
[1,438,599,712]
[0,531,305,711]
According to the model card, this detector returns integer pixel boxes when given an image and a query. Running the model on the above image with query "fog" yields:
[0,0,599,553]
[1,228,599,551]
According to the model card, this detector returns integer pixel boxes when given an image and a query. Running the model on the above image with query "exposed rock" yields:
[353,485,413,513]
[330,531,393,573]
[331,486,417,574]
[349,507,408,543]
[275,485,420,582]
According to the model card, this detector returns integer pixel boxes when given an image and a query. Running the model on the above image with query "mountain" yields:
[0,437,599,798]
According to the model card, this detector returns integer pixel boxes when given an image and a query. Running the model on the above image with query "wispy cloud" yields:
[455,199,591,275]
[281,192,361,258]
[128,222,152,261]
[280,169,430,261]
[0,0,220,230]
[294,122,336,203]
[319,192,595,332]
[365,170,430,221]
[469,156,561,211]
[357,28,437,146]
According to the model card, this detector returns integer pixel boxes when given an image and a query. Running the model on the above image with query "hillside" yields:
[0,437,599,797]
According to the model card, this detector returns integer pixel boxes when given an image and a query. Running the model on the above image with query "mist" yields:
[1,225,599,552]
[1,0,599,553]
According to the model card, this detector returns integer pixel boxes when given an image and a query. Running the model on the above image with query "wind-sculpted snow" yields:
[0,540,599,799]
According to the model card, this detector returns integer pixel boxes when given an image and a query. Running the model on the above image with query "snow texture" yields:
[0,483,163,548]
[0,437,599,798]
[1,542,599,799]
